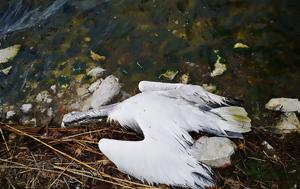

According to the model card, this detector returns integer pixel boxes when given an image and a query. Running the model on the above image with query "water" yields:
[0,0,299,187]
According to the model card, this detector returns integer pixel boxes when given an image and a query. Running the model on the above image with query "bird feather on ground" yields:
[62,81,252,189]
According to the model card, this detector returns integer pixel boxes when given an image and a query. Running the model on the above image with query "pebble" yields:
[192,136,237,167]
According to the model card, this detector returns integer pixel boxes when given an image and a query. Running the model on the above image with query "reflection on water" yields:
[0,0,67,39]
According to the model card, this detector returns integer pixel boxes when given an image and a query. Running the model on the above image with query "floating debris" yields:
[1,66,12,75]
[90,51,106,62]
[233,42,249,49]
[159,69,178,80]
[275,112,300,134]
[0,44,21,64]
[265,98,300,113]
[210,50,227,77]
[192,136,237,167]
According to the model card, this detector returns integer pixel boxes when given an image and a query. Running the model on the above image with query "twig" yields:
[0,128,11,156]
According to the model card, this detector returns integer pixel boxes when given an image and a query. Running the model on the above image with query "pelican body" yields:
[62,81,251,189]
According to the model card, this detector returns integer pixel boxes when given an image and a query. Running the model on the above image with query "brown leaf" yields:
[90,51,106,61]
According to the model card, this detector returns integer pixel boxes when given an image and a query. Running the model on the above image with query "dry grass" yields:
[0,122,159,189]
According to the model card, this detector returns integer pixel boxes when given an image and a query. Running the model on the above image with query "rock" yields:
[84,75,121,110]
[275,112,300,134]
[88,79,102,93]
[20,116,37,126]
[20,104,32,113]
[0,44,21,64]
[87,67,105,78]
[47,107,54,118]
[265,98,300,113]
[6,111,16,119]
[261,141,274,151]
[192,136,237,167]
[36,91,52,103]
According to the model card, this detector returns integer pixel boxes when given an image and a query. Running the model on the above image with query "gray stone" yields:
[265,98,300,113]
[275,112,300,134]
[192,136,237,167]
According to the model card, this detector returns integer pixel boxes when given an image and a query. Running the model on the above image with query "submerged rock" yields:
[82,75,121,110]
[20,103,32,113]
[275,113,300,134]
[192,136,237,167]
[265,98,300,113]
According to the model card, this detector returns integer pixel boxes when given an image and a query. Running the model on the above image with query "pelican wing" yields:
[138,81,251,137]
[139,81,242,108]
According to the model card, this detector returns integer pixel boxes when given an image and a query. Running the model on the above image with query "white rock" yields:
[82,75,121,110]
[6,111,16,119]
[20,104,32,113]
[265,98,300,113]
[87,67,105,77]
[88,79,102,93]
[46,98,53,104]
[192,136,237,167]
[275,112,300,134]
[36,91,52,103]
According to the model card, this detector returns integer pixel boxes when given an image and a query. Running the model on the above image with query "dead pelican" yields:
[62,81,251,188]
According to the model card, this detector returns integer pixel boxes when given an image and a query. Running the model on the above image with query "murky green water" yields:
[1,0,299,108]
[0,0,299,187]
